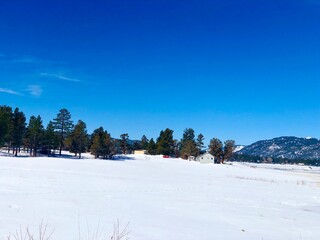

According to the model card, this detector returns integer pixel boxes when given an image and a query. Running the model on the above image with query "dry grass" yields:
[110,220,130,240]
[7,220,130,240]
[7,221,54,240]
[233,175,276,183]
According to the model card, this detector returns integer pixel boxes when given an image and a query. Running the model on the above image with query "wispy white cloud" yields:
[0,87,22,95]
[11,56,45,64]
[40,72,81,82]
[27,85,43,97]
[0,55,65,66]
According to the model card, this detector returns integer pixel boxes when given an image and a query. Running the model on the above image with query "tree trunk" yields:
[59,146,62,156]
[33,147,37,157]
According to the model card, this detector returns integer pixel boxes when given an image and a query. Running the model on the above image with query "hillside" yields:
[238,136,320,160]
[0,153,319,240]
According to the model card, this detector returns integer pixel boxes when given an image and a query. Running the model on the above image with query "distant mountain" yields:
[238,136,320,160]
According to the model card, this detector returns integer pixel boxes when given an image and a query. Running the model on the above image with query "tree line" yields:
[0,105,235,161]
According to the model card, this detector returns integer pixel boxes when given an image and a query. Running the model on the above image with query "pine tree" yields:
[156,128,174,156]
[0,106,13,149]
[132,141,141,151]
[120,133,129,154]
[12,108,26,156]
[66,120,88,159]
[43,121,59,156]
[181,128,195,145]
[180,128,198,159]
[147,138,157,155]
[53,108,74,155]
[90,127,114,159]
[196,133,205,154]
[208,138,223,163]
[141,135,149,150]
[173,139,181,158]
[27,115,44,157]
[90,129,102,158]
[102,131,115,159]
[223,140,235,163]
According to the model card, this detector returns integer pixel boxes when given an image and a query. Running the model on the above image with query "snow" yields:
[0,153,319,240]
[233,145,245,152]
[268,143,281,151]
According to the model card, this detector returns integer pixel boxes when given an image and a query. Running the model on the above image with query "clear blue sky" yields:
[0,0,319,145]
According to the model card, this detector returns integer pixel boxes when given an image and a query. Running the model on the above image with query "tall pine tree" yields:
[223,140,235,163]
[208,138,223,163]
[43,121,59,156]
[196,133,205,155]
[90,127,114,159]
[0,106,13,149]
[141,135,149,150]
[53,108,73,155]
[27,115,44,157]
[12,108,26,156]
[120,133,129,154]
[147,138,157,155]
[66,120,88,159]
[156,128,174,156]
[180,128,198,159]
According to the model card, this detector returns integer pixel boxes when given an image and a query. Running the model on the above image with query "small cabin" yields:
[134,150,148,155]
[196,152,215,164]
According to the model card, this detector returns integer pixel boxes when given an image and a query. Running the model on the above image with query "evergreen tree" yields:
[90,128,103,158]
[12,108,26,156]
[53,108,74,155]
[147,138,157,155]
[181,128,195,145]
[208,138,223,163]
[196,133,205,154]
[27,115,44,157]
[180,128,198,159]
[223,140,235,163]
[0,106,13,149]
[66,120,88,159]
[120,133,129,154]
[132,141,142,151]
[181,140,198,159]
[141,135,149,150]
[156,128,174,156]
[173,139,181,158]
[43,121,59,156]
[90,127,114,159]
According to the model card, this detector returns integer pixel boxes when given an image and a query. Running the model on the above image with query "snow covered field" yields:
[0,153,319,240]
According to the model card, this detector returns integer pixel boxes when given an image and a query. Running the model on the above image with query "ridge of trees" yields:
[0,105,235,161]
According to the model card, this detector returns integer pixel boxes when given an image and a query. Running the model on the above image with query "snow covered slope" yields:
[233,145,245,153]
[239,136,320,160]
[0,154,319,240]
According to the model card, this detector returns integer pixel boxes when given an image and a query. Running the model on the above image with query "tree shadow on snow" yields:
[99,155,135,161]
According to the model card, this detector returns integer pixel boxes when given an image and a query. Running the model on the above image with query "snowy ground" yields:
[0,152,319,240]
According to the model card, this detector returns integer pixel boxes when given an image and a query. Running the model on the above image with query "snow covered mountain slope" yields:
[233,145,245,153]
[238,136,320,160]
[0,154,319,240]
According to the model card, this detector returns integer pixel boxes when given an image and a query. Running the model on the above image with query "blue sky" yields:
[0,0,319,145]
